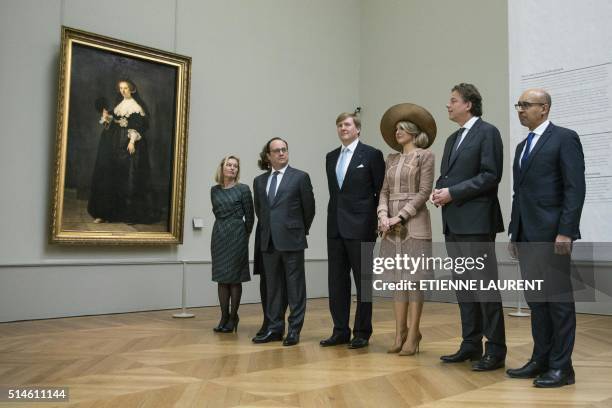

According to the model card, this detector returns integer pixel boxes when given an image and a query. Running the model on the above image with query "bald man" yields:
[507,89,585,388]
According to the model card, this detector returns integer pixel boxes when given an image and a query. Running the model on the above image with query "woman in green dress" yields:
[210,155,254,332]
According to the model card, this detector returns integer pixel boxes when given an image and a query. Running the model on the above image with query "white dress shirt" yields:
[455,116,480,149]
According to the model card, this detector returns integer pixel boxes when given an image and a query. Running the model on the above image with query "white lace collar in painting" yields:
[114,98,145,117]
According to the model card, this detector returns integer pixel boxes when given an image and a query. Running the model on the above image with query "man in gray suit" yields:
[252,137,316,346]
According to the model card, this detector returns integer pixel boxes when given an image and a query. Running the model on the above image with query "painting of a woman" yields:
[87,79,158,225]
[51,27,190,244]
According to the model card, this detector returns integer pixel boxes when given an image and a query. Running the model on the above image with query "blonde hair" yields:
[215,155,241,184]
[397,121,429,148]
[336,112,361,131]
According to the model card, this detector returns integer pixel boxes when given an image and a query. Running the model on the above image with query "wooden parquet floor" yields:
[1,299,612,407]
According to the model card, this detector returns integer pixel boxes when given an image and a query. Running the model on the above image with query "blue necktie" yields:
[267,171,279,203]
[520,132,536,169]
[336,147,348,187]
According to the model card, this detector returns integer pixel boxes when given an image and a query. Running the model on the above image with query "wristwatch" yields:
[398,214,407,225]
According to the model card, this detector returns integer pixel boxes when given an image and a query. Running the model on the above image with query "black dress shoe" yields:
[440,349,482,363]
[348,337,369,349]
[506,360,548,379]
[218,315,239,333]
[252,330,283,344]
[283,332,300,346]
[256,319,270,337]
[533,368,575,388]
[213,316,229,332]
[472,354,505,371]
[320,334,350,347]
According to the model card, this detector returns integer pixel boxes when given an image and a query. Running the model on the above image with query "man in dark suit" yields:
[252,144,289,338]
[432,83,506,371]
[252,137,315,346]
[506,88,585,387]
[320,112,385,349]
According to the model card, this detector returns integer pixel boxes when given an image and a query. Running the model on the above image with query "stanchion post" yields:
[173,260,195,318]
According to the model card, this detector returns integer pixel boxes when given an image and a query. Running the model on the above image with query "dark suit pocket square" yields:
[356,164,365,168]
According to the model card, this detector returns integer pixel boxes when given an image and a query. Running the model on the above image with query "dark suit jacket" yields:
[435,118,504,235]
[509,122,585,242]
[326,141,385,240]
[253,166,315,252]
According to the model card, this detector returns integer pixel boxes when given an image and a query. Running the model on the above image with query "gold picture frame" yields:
[50,27,191,244]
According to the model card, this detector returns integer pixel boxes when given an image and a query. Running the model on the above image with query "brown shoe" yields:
[387,330,408,353]
[399,332,422,356]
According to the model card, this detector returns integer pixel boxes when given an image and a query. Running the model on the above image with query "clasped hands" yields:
[430,188,452,207]
[378,215,402,235]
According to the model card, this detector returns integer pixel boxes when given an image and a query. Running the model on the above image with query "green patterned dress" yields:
[210,183,254,283]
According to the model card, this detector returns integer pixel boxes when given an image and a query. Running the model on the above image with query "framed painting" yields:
[50,27,191,244]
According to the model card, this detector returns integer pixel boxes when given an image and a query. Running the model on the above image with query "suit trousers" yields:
[262,246,306,335]
[518,227,575,369]
[327,237,373,339]
[257,261,287,331]
[258,261,268,328]
[255,226,287,331]
[444,232,507,358]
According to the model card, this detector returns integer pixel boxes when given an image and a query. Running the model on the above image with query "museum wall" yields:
[1,0,609,321]
[357,0,611,315]
[359,0,511,235]
[0,0,360,321]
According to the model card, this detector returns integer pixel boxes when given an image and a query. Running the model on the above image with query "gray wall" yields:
[359,0,511,240]
[357,0,610,315]
[1,0,609,321]
[0,0,359,321]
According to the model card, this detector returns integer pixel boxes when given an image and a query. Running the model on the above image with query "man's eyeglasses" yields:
[514,101,546,111]
[270,147,288,154]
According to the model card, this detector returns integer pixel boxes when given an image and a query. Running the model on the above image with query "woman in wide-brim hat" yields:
[377,103,436,356]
